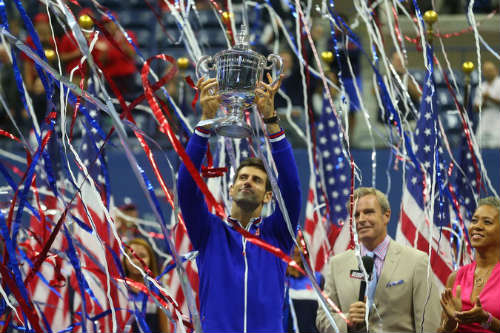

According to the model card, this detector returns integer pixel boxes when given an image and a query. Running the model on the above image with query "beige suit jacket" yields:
[316,240,441,333]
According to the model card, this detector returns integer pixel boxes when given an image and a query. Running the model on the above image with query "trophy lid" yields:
[233,24,250,51]
[212,23,265,63]
[228,24,263,59]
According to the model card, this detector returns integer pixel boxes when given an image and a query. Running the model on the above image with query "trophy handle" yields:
[196,55,215,79]
[265,54,284,85]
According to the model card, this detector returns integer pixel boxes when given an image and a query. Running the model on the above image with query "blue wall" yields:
[106,147,500,238]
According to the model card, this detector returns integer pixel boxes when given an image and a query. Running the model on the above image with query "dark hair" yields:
[233,157,271,191]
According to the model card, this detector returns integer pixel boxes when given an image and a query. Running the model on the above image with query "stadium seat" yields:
[124,9,156,29]
[132,28,153,47]
[99,0,123,10]
[196,27,229,48]
[409,69,425,85]
[195,9,220,28]
[437,87,455,110]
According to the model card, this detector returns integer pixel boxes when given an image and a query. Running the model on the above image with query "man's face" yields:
[35,22,51,45]
[354,194,390,248]
[483,62,498,82]
[229,166,272,212]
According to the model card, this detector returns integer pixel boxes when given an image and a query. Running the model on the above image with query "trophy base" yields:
[214,121,252,138]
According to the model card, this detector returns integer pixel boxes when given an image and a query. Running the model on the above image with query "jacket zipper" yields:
[241,222,253,333]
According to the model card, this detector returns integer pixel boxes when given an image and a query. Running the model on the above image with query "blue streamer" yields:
[70,214,93,233]
[326,4,421,169]
[0,1,41,142]
[12,147,44,242]
[33,301,53,333]
[13,0,55,97]
[0,161,40,220]
[17,248,63,299]
[63,222,93,333]
[0,209,34,331]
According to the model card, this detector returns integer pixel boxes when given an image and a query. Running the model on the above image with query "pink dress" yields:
[452,261,500,333]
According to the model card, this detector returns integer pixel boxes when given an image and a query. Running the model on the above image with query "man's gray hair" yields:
[349,187,391,213]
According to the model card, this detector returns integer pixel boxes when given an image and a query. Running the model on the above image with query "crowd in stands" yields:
[0,1,499,149]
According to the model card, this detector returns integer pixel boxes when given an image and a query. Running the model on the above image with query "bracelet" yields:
[440,318,459,333]
[263,115,280,124]
[481,312,493,330]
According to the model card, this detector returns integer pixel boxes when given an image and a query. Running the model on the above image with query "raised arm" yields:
[177,77,220,250]
[256,73,301,251]
[267,131,301,251]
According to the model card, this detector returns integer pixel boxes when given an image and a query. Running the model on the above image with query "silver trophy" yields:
[196,25,283,138]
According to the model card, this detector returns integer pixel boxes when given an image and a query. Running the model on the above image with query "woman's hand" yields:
[440,286,462,319]
[455,297,489,325]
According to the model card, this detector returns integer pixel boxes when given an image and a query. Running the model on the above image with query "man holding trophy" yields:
[177,35,302,331]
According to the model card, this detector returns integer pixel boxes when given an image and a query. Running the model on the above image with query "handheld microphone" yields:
[358,255,374,301]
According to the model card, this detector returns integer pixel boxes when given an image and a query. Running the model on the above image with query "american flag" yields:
[69,107,129,332]
[396,47,454,290]
[304,99,351,273]
[454,91,480,222]
[164,214,199,332]
[24,160,72,332]
[449,99,481,265]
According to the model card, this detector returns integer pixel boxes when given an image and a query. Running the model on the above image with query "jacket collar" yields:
[226,216,263,229]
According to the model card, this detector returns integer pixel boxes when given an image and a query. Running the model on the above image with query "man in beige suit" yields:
[316,187,441,333]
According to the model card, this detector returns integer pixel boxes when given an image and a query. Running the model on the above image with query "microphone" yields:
[358,255,374,302]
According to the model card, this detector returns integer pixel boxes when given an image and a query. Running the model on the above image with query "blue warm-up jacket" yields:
[177,127,302,332]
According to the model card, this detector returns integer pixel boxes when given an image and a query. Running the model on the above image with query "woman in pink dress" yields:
[439,196,500,333]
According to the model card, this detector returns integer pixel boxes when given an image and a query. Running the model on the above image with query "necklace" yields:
[474,266,494,288]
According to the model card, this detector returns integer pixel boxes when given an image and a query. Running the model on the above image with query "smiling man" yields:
[316,187,441,333]
[177,75,301,332]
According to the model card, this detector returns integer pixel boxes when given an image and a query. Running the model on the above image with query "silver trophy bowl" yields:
[196,26,283,138]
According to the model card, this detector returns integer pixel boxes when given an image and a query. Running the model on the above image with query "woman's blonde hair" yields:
[122,238,159,277]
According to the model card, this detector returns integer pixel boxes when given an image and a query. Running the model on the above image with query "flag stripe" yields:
[400,210,451,285]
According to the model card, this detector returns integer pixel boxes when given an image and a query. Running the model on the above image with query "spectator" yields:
[275,47,307,147]
[316,187,441,332]
[379,51,421,126]
[177,74,301,332]
[21,13,60,123]
[473,61,500,148]
[98,12,140,100]
[59,9,107,86]
[115,202,139,243]
[327,14,363,117]
[312,69,353,140]
[123,238,170,333]
[439,196,500,333]
[0,45,24,134]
